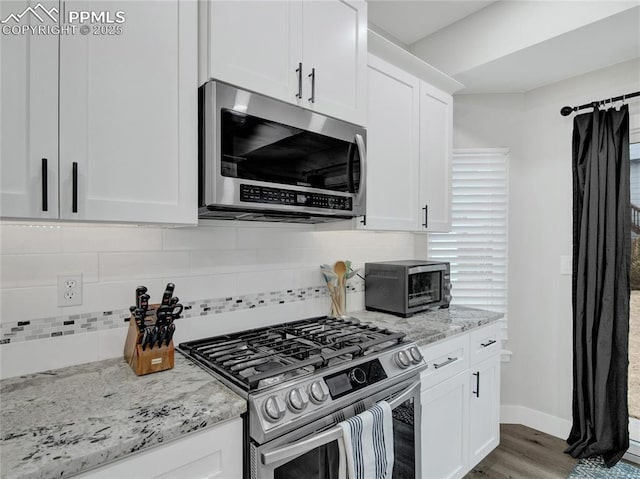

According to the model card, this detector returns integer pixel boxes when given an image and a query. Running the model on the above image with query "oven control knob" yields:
[349,367,367,385]
[394,350,411,369]
[263,396,286,423]
[309,381,329,404]
[286,388,309,413]
[408,346,423,364]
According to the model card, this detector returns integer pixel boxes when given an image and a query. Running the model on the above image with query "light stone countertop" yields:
[350,305,504,347]
[0,305,501,479]
[0,355,246,479]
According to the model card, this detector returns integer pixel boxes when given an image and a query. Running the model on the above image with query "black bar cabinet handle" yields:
[72,162,78,213]
[473,371,480,397]
[422,204,428,228]
[433,357,457,369]
[41,158,48,211]
[295,63,302,99]
[308,68,315,103]
[481,339,497,348]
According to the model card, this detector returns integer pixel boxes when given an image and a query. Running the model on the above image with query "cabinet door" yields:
[421,371,469,479]
[301,0,366,126]
[361,55,420,231]
[0,0,59,219]
[206,1,302,105]
[75,418,243,479]
[59,0,197,224]
[469,354,501,466]
[419,81,452,232]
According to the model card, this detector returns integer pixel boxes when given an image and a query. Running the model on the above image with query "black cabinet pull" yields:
[308,68,315,103]
[433,357,457,369]
[295,63,303,99]
[481,339,497,348]
[422,204,428,228]
[72,162,78,213]
[360,215,366,226]
[473,371,480,397]
[41,158,48,211]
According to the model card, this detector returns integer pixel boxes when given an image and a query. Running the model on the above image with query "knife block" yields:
[123,303,175,376]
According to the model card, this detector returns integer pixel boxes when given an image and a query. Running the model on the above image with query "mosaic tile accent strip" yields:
[0,278,365,345]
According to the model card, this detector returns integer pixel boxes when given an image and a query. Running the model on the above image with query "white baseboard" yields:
[501,405,572,440]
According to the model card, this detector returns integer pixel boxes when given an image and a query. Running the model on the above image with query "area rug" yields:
[568,456,640,478]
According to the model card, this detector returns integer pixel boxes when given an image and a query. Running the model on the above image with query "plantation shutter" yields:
[428,148,509,345]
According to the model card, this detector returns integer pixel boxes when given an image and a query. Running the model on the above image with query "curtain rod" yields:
[560,90,640,116]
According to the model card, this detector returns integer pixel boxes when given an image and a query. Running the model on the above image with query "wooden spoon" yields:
[334,261,347,316]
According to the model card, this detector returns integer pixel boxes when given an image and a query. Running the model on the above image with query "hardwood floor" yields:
[464,424,578,479]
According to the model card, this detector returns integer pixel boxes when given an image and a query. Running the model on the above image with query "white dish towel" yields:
[338,400,395,479]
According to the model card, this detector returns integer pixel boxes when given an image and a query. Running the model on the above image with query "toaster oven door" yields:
[407,266,444,308]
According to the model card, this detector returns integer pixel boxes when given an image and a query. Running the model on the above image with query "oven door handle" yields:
[261,379,421,466]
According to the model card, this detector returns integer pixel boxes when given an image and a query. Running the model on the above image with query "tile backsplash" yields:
[0,222,420,378]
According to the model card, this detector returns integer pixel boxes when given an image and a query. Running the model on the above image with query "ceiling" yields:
[367,1,640,93]
[367,1,496,46]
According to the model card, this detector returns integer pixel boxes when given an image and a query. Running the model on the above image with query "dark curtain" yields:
[566,104,630,467]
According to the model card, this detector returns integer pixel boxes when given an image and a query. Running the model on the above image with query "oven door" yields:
[252,378,421,479]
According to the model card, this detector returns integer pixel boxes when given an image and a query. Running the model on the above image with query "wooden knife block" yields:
[123,303,174,376]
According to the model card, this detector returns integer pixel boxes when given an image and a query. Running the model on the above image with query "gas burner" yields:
[177,316,406,393]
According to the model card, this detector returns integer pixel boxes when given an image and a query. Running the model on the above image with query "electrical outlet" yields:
[58,274,83,307]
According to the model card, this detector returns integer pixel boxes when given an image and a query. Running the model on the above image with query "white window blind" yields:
[428,148,509,333]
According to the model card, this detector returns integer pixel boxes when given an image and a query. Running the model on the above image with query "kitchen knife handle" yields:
[422,204,428,228]
[308,68,315,103]
[72,162,78,213]
[41,158,48,211]
[473,371,480,397]
[295,62,303,99]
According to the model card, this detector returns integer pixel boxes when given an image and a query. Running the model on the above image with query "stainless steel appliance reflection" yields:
[178,316,425,478]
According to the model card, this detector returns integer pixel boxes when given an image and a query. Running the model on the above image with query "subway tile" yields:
[236,270,295,295]
[0,333,99,379]
[237,227,309,250]
[99,252,190,281]
[0,224,63,254]
[60,226,162,252]
[171,274,237,302]
[0,253,99,288]
[189,249,258,275]
[162,226,236,251]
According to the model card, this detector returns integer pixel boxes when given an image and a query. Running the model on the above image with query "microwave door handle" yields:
[354,134,366,205]
[261,378,421,467]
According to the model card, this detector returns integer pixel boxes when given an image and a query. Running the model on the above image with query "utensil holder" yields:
[123,303,174,376]
[329,283,347,318]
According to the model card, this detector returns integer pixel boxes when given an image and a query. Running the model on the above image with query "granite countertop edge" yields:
[349,305,504,348]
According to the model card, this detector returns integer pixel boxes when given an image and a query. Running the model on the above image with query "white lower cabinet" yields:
[75,418,242,479]
[469,354,501,466]
[421,371,469,479]
[420,324,501,478]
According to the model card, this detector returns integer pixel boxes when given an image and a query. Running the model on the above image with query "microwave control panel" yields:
[240,184,353,211]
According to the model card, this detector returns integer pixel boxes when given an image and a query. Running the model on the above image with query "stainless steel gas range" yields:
[178,316,426,479]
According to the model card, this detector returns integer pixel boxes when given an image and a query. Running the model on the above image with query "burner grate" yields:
[178,316,406,391]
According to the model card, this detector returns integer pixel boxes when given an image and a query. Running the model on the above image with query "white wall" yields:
[0,222,418,378]
[453,58,640,436]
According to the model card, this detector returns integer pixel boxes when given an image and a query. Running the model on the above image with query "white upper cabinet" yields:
[206,1,301,103]
[59,0,197,224]
[0,0,59,220]
[419,81,453,232]
[1,0,197,225]
[300,0,367,125]
[361,55,453,232]
[361,55,421,230]
[203,0,367,126]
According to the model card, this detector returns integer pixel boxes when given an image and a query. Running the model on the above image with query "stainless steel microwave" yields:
[365,260,452,317]
[198,80,366,223]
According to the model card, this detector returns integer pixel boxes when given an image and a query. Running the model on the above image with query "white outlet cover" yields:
[58,274,83,307]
